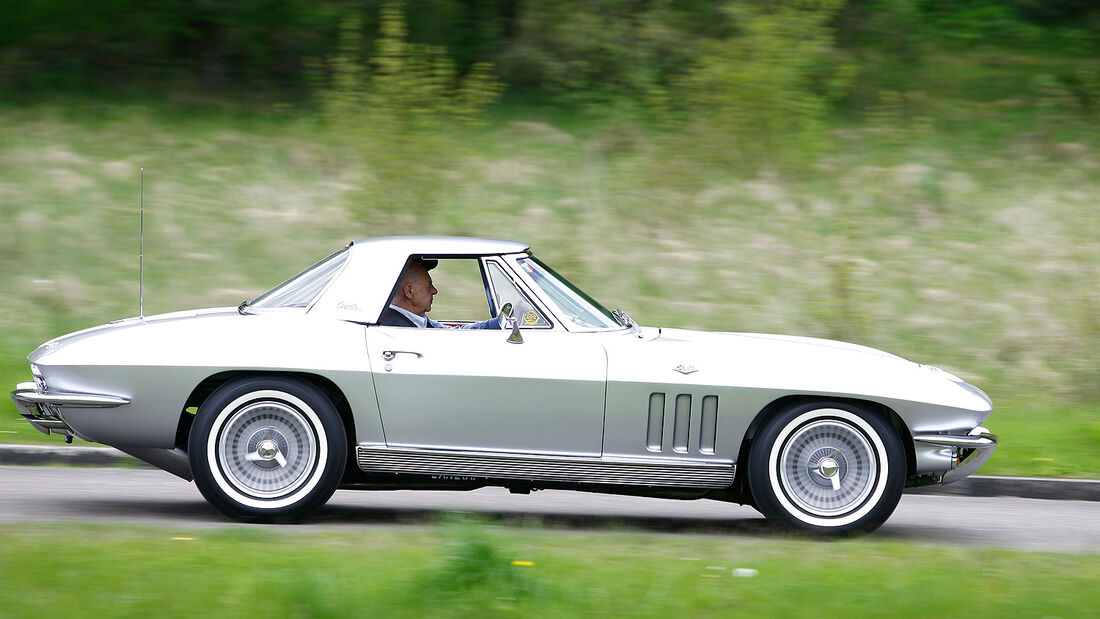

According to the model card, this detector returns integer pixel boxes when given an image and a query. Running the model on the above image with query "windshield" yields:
[517,257,620,330]
[249,248,349,309]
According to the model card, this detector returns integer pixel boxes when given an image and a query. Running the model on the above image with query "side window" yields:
[428,258,495,320]
[486,262,550,328]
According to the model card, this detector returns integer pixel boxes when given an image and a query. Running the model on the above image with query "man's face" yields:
[407,263,437,316]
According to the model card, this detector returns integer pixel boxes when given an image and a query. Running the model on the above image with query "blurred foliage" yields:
[2,1,1098,108]
[416,515,539,601]
[494,1,727,106]
[672,0,856,171]
[316,4,500,224]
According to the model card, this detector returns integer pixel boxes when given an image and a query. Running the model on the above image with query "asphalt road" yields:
[2,465,1097,553]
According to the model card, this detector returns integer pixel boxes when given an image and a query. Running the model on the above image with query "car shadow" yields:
[59,494,935,543]
[63,497,227,523]
[311,502,784,537]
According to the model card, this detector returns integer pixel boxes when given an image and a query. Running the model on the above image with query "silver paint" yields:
[12,235,998,507]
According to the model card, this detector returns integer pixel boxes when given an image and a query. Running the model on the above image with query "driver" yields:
[379,258,503,329]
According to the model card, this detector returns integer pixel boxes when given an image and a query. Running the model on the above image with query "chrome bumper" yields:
[912,426,999,485]
[10,381,130,438]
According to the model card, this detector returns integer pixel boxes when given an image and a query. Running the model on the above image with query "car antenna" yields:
[139,167,145,320]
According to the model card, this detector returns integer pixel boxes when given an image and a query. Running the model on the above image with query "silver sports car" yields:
[11,236,997,533]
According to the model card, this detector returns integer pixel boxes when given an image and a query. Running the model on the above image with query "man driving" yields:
[379,258,503,329]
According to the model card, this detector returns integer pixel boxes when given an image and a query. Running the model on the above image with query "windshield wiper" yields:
[238,299,252,314]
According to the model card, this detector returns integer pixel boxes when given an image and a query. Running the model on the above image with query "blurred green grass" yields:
[0,101,1096,476]
[1,521,1096,617]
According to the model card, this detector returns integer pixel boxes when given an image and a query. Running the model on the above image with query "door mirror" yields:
[497,302,523,344]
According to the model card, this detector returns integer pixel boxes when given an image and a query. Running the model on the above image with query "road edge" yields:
[3,443,1098,502]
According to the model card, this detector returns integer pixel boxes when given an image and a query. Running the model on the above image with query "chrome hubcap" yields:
[217,401,318,499]
[779,419,877,517]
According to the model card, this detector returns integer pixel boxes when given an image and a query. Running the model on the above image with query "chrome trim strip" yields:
[11,386,130,408]
[357,445,736,488]
[912,432,998,449]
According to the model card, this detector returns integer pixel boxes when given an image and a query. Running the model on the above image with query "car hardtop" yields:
[297,236,533,324]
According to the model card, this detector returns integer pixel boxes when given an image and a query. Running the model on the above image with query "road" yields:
[2,465,1097,553]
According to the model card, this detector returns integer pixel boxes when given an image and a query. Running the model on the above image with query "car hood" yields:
[656,327,904,362]
[607,327,991,413]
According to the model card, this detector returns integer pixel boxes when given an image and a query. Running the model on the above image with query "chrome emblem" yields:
[673,364,697,375]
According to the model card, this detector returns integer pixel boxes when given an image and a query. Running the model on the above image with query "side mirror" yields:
[612,309,635,328]
[497,302,523,344]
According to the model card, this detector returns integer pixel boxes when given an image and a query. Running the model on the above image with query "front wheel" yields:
[747,401,905,534]
[189,376,347,522]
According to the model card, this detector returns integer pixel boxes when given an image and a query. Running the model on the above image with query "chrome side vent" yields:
[645,392,720,455]
[699,395,718,454]
[646,393,665,451]
[673,394,691,453]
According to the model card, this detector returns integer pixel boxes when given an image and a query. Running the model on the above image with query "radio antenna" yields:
[139,167,144,320]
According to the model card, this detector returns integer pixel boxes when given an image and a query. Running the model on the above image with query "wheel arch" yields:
[173,370,357,454]
[737,395,915,482]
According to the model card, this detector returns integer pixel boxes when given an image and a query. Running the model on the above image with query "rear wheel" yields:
[189,376,346,522]
[747,401,905,534]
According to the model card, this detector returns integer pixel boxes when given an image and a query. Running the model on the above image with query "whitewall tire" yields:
[747,401,905,534]
[189,376,346,522]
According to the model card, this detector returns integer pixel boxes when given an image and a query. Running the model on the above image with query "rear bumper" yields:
[10,382,130,439]
[912,426,999,485]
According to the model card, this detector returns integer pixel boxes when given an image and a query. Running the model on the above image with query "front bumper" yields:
[912,426,999,485]
[10,381,130,439]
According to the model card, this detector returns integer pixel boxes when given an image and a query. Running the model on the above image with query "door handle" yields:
[382,350,423,361]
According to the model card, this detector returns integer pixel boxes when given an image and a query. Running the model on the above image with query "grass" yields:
[0,96,1096,477]
[0,520,1097,617]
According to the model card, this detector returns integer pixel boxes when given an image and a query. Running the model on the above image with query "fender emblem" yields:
[673,364,698,375]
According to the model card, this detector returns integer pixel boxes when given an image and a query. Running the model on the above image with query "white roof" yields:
[312,236,530,323]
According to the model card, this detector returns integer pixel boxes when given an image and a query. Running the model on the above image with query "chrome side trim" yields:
[357,445,736,488]
[913,427,999,485]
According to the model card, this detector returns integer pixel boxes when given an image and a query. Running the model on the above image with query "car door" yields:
[364,256,607,457]
[364,326,607,456]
